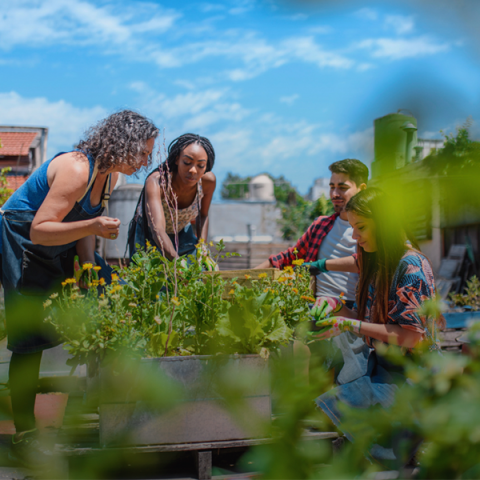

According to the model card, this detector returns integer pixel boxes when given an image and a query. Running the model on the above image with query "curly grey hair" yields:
[75,110,159,172]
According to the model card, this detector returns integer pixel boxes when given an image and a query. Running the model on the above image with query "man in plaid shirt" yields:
[255,159,368,306]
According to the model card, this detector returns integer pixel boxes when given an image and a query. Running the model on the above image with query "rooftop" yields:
[0,131,39,156]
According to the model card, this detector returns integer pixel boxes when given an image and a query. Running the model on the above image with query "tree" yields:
[220,172,333,241]
[220,172,251,200]
[0,139,12,207]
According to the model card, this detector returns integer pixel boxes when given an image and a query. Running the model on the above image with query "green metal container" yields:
[371,112,417,178]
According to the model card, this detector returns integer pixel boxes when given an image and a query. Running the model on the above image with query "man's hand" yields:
[304,258,327,275]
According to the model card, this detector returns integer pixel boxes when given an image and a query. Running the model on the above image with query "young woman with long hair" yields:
[313,187,443,461]
[128,133,216,259]
[0,110,158,468]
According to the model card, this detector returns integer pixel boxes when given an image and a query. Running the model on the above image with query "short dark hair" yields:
[328,159,369,186]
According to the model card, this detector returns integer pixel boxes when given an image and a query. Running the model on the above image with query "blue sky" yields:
[1,0,479,196]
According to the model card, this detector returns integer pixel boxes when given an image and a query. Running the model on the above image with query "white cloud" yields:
[280,94,299,106]
[0,0,179,50]
[358,36,451,60]
[309,26,333,35]
[0,91,107,156]
[385,14,415,35]
[355,8,378,21]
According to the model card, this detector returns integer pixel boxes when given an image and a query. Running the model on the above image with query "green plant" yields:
[46,240,297,368]
[0,167,13,207]
[449,275,480,311]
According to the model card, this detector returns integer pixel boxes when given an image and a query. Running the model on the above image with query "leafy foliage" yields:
[46,241,312,367]
[449,275,480,311]
[424,118,480,175]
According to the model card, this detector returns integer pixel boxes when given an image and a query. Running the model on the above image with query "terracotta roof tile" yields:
[6,175,28,192]
[0,132,38,156]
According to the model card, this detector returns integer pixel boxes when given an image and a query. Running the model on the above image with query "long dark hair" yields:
[160,133,215,175]
[75,110,158,172]
[345,188,420,324]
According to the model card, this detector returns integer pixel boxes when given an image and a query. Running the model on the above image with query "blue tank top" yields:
[0,151,103,253]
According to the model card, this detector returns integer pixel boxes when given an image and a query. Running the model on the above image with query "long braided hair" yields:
[160,133,215,175]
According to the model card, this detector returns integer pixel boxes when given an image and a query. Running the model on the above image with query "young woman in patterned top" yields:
[313,187,444,461]
[128,133,216,259]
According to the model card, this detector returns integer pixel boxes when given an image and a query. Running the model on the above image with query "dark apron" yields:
[1,201,111,354]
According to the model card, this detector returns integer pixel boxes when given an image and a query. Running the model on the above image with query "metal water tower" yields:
[103,183,143,260]
[248,174,275,202]
[371,111,418,178]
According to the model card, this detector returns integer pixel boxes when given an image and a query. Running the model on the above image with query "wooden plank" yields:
[195,451,212,480]
[55,431,339,456]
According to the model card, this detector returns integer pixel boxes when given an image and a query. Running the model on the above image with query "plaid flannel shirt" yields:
[269,213,340,269]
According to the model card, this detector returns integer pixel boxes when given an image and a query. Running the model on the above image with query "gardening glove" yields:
[311,296,344,319]
[303,258,328,276]
[314,317,362,340]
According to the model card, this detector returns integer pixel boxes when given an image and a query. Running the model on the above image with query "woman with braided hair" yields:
[128,133,216,259]
[0,110,158,469]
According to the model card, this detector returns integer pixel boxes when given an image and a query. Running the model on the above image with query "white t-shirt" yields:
[316,216,358,301]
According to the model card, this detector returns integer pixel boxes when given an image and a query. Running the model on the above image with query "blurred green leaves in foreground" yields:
[56,331,480,479]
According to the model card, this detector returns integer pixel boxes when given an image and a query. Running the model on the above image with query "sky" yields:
[1,0,480,197]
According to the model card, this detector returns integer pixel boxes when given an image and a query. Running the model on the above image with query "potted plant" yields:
[45,241,312,446]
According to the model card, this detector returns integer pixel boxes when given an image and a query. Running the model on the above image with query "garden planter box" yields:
[98,354,271,447]
[443,311,480,329]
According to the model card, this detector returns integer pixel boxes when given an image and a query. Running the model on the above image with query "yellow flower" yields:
[171,297,180,307]
[292,288,298,294]
[292,259,305,266]
[209,241,214,247]
[244,274,251,280]
[93,266,101,271]
[146,240,152,248]
[99,278,106,286]
[277,277,286,283]
[110,285,122,293]
[156,295,160,300]
[82,263,93,270]
[43,299,52,309]
[284,266,294,274]
[100,294,105,298]
[65,278,76,284]
[301,295,316,302]
[258,273,267,279]
[339,292,345,297]
[111,274,119,282]
[61,281,67,287]
[229,289,235,295]
[293,247,298,254]
[49,293,58,299]
[264,288,270,293]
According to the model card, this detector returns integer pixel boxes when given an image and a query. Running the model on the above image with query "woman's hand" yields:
[314,317,362,340]
[312,296,343,317]
[91,216,121,239]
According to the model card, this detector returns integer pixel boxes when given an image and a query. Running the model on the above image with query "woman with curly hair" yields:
[313,187,443,465]
[0,110,158,469]
[128,133,216,259]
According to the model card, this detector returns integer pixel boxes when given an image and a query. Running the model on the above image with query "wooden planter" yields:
[98,354,271,447]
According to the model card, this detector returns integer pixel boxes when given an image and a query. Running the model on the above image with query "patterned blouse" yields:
[161,174,204,235]
[355,249,436,348]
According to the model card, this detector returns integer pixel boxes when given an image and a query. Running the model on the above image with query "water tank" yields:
[371,112,418,178]
[104,183,143,260]
[248,174,275,202]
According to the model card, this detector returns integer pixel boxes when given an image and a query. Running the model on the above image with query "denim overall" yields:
[0,151,112,354]
[128,169,199,259]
